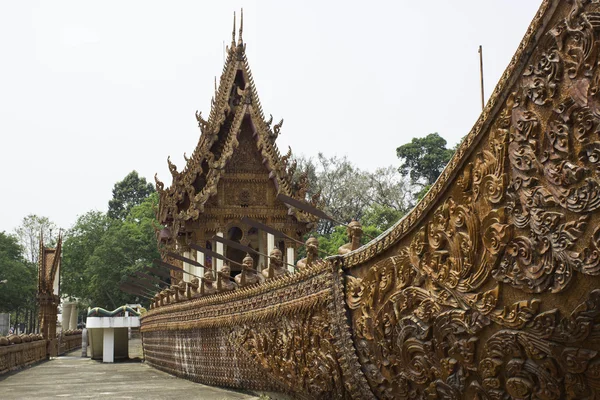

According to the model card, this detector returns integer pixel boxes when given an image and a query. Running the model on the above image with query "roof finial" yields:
[232,11,236,45]
[238,8,243,45]
[214,76,217,97]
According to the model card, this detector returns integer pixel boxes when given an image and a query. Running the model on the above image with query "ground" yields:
[0,339,261,400]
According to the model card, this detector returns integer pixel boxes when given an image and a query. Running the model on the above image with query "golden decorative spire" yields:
[231,11,236,45]
[238,8,243,45]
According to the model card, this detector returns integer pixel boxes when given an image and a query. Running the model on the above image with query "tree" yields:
[61,211,111,301]
[14,215,57,264]
[0,232,36,333]
[62,194,160,309]
[0,232,35,313]
[107,171,155,220]
[293,155,412,235]
[396,133,454,186]
[362,204,404,232]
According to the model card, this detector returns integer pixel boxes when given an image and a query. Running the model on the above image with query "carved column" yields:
[195,249,204,277]
[267,233,275,269]
[183,250,190,282]
[216,231,224,271]
[286,246,295,273]
[258,231,265,271]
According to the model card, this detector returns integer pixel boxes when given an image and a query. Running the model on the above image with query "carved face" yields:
[269,248,282,263]
[347,220,363,239]
[306,237,319,254]
[243,255,254,269]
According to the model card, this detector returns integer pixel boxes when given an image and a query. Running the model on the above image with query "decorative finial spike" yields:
[214,76,217,96]
[238,8,243,45]
[232,11,236,44]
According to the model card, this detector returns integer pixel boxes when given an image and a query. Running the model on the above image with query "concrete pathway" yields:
[0,340,260,400]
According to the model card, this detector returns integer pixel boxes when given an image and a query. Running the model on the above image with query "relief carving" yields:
[344,2,600,398]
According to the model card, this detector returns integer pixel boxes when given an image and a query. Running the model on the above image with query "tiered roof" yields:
[155,11,317,238]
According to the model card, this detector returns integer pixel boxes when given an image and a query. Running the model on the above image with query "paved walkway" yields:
[0,340,260,400]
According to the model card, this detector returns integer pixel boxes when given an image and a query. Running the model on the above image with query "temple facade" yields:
[155,13,318,281]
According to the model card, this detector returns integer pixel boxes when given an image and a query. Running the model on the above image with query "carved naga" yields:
[142,2,600,398]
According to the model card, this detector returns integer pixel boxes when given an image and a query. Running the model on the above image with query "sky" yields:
[0,0,543,233]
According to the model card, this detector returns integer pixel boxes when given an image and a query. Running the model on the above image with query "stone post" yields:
[62,302,72,331]
[69,303,77,330]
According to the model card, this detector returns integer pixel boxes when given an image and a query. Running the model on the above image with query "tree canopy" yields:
[14,214,57,264]
[396,132,454,186]
[0,232,35,314]
[62,173,160,309]
[294,154,412,235]
[107,170,155,220]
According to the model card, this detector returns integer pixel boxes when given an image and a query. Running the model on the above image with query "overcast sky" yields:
[0,0,542,233]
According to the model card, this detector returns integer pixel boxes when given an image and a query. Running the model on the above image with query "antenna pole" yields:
[479,45,485,111]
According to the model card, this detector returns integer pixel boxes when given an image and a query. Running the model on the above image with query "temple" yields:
[142,1,600,398]
[155,11,318,281]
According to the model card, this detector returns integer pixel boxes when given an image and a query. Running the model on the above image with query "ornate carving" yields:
[143,3,600,399]
[342,2,600,398]
[231,308,345,398]
[297,236,321,270]
[339,220,364,255]
[261,248,287,279]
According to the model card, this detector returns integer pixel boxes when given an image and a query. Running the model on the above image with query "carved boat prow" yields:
[143,1,600,397]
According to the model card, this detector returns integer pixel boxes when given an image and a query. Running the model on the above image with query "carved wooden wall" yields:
[343,0,600,398]
[143,1,600,398]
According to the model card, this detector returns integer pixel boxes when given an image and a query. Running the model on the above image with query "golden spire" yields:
[231,11,236,45]
[238,8,243,45]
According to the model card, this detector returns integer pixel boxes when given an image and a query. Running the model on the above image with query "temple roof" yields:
[155,11,318,236]
[38,234,62,295]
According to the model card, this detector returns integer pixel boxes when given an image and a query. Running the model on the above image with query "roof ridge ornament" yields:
[238,8,244,46]
[231,11,236,45]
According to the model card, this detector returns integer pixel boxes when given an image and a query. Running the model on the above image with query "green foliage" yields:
[62,192,160,309]
[0,232,35,313]
[293,155,411,235]
[14,214,57,264]
[310,224,382,259]
[108,171,155,220]
[61,211,111,301]
[362,204,404,232]
[416,184,432,202]
[396,133,454,186]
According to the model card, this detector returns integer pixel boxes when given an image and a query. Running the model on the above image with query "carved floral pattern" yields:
[231,309,346,399]
[346,2,600,398]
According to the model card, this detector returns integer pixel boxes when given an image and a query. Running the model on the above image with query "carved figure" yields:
[186,278,200,299]
[201,270,217,295]
[296,236,320,270]
[218,264,238,292]
[235,254,264,286]
[337,220,362,255]
[262,248,287,279]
